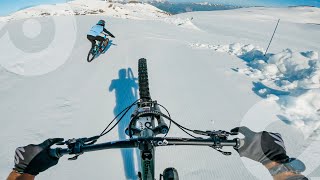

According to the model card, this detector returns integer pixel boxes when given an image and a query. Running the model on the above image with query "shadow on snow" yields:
[109,68,139,180]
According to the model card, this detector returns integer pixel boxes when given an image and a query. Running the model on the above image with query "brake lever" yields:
[213,148,232,156]
[56,135,100,146]
[51,135,100,160]
[68,155,80,161]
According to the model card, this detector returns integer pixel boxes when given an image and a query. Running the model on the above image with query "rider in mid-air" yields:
[87,20,115,51]
[6,127,308,180]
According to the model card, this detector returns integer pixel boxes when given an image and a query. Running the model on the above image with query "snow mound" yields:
[0,1,170,22]
[163,17,200,30]
[191,42,320,135]
[279,89,320,133]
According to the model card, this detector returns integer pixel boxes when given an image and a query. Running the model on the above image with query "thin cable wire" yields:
[160,112,194,132]
[100,104,132,137]
[99,106,130,136]
[99,99,140,137]
[99,100,201,139]
[157,103,201,138]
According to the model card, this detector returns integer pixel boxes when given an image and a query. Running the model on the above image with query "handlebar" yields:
[49,137,240,159]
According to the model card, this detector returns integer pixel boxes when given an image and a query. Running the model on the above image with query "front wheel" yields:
[87,47,96,62]
[138,58,151,101]
[162,167,179,180]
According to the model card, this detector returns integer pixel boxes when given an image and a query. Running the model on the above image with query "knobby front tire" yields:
[138,58,151,101]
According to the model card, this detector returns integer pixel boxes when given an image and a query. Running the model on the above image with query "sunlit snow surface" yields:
[0,1,320,179]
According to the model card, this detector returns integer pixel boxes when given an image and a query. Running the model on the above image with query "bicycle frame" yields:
[95,34,108,51]
[87,34,109,62]
[127,100,170,180]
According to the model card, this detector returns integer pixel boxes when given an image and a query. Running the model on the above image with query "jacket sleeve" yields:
[103,28,115,38]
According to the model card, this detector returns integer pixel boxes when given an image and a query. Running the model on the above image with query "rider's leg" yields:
[103,38,109,46]
[96,36,105,47]
[87,35,96,49]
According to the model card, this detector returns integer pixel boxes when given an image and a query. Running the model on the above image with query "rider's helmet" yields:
[97,20,105,26]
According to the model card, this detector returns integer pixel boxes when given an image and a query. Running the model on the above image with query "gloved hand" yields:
[231,126,289,165]
[13,138,64,175]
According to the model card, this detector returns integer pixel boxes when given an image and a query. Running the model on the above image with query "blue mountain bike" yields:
[87,35,109,62]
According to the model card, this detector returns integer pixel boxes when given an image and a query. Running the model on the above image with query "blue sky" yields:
[0,0,68,16]
[0,0,319,16]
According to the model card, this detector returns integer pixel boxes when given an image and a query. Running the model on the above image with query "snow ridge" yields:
[191,42,320,135]
[0,0,199,29]
[0,0,169,21]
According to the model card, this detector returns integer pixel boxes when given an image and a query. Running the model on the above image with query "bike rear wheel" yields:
[101,38,109,53]
[138,58,151,101]
[87,47,96,62]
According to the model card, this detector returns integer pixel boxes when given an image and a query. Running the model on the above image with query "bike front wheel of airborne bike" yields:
[138,58,151,101]
[87,47,97,62]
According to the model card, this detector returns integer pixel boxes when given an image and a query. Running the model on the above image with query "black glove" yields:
[231,126,289,165]
[13,138,64,175]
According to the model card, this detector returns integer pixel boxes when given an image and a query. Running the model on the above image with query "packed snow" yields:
[0,1,320,179]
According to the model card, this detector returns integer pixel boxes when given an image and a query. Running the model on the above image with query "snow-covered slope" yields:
[191,43,320,136]
[0,0,198,33]
[0,0,170,21]
[0,3,320,180]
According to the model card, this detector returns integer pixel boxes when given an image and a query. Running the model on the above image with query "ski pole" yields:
[265,19,280,56]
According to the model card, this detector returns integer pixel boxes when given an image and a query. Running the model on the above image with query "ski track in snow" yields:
[191,42,320,137]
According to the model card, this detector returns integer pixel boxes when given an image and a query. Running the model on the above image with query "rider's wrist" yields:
[265,161,280,169]
[7,171,35,180]
[17,173,36,180]
[265,161,303,179]
[14,170,37,177]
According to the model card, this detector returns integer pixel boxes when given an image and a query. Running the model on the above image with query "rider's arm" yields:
[231,127,307,180]
[7,171,35,180]
[103,28,115,38]
[109,80,115,91]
